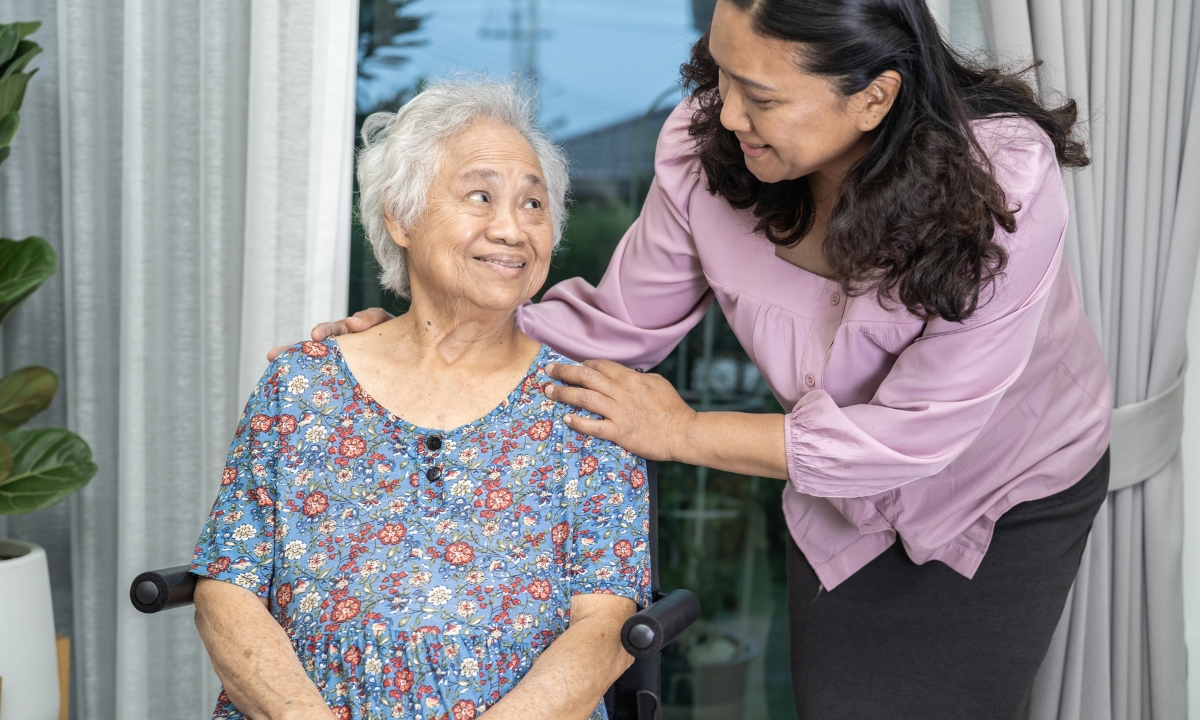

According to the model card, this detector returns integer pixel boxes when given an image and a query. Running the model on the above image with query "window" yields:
[351,2,988,717]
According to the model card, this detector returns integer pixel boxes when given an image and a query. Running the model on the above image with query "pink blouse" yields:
[517,102,1112,590]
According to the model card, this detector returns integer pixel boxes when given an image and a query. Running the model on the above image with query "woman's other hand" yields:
[266,308,393,361]
[545,360,697,463]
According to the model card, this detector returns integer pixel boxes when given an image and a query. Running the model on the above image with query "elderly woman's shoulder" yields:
[534,346,579,398]
[256,340,340,386]
[267,339,338,366]
[533,348,619,428]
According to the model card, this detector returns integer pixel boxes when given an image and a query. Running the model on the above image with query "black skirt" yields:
[786,449,1110,720]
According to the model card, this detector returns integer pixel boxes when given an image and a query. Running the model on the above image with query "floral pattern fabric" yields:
[192,339,650,720]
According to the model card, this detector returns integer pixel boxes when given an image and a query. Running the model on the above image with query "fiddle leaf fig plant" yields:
[0,21,41,166]
[0,22,97,514]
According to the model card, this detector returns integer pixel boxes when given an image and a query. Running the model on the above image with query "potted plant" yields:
[0,21,98,720]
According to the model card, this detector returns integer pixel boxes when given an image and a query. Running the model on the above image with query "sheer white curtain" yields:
[0,1,357,718]
[977,0,1200,718]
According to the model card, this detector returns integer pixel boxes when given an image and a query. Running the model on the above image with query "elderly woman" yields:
[190,77,650,720]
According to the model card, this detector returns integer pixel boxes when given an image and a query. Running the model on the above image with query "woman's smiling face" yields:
[708,0,878,186]
[386,119,554,315]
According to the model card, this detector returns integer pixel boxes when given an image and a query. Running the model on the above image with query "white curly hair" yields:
[356,75,570,299]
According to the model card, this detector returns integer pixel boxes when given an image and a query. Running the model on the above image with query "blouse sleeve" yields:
[786,125,1075,497]
[563,432,652,608]
[517,102,713,369]
[190,356,288,597]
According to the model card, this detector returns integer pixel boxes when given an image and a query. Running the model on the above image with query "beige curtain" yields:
[978,0,1200,718]
[0,1,357,718]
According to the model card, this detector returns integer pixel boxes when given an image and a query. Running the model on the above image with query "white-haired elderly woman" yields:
[190,77,651,720]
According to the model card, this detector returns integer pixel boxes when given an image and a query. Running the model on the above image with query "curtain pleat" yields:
[980,0,1199,717]
[238,0,354,402]
[53,1,126,718]
[112,1,251,716]
[0,2,356,718]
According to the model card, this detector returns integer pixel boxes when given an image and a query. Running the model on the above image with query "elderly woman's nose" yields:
[485,203,525,243]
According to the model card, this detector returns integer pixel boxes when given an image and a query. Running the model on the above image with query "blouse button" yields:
[830,293,841,306]
[426,435,442,451]
[426,466,442,482]
[805,374,816,387]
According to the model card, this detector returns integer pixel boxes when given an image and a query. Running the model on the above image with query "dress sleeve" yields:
[517,102,713,369]
[563,433,652,608]
[786,124,1074,497]
[190,356,288,598]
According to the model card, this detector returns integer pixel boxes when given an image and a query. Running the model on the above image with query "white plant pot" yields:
[0,540,60,720]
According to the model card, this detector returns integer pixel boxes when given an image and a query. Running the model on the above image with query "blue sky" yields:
[357,0,701,139]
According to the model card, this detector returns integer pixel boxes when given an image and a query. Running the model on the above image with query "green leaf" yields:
[0,237,57,325]
[0,69,34,119]
[0,112,18,150]
[0,25,18,67]
[0,146,9,167]
[0,428,96,514]
[0,367,58,435]
[0,41,43,85]
[0,440,12,485]
[15,23,41,41]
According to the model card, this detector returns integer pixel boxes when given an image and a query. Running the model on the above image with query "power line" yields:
[478,0,552,90]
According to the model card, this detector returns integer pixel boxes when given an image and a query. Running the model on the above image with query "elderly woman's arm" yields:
[486,593,637,720]
[194,578,335,720]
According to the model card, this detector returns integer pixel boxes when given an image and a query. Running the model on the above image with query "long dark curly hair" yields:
[681,0,1089,322]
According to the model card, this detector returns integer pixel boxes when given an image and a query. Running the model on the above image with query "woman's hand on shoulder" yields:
[267,308,393,361]
[545,360,696,462]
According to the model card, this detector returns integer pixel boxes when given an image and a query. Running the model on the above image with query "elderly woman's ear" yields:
[383,210,411,250]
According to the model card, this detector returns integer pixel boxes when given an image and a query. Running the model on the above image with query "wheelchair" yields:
[129,461,699,720]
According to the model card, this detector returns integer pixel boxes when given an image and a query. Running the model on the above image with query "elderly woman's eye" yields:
[468,191,490,203]
[524,198,542,209]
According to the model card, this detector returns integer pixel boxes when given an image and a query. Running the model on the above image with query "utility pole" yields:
[480,0,548,92]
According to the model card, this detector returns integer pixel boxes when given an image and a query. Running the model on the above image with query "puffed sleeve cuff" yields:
[785,391,950,498]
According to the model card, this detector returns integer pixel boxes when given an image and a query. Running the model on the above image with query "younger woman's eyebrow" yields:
[728,70,775,92]
[715,62,777,92]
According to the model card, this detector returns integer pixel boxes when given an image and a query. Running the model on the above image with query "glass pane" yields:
[352,2,795,717]
[652,311,797,720]
[947,0,990,56]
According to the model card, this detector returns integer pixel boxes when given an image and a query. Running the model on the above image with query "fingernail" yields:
[546,363,556,373]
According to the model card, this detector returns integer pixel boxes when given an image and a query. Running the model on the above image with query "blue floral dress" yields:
[192,339,651,720]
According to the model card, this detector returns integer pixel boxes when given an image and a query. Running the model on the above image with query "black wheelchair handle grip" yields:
[620,588,700,658]
[129,565,198,614]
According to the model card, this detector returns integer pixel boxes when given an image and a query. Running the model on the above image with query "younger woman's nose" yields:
[720,91,753,134]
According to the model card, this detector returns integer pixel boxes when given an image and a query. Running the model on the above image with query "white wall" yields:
[1182,265,1200,719]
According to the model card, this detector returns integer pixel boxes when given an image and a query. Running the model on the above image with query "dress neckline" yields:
[326,339,551,437]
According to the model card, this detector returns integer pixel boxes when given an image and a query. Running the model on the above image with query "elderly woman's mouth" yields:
[475,255,527,277]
